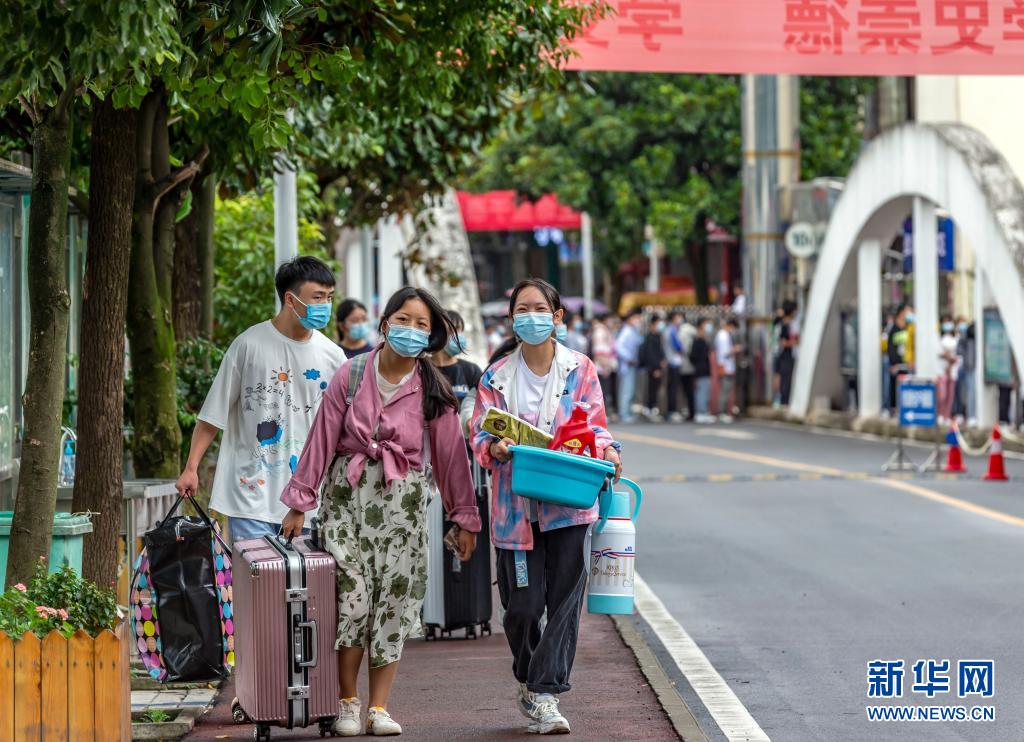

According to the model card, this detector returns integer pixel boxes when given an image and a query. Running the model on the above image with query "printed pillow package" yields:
[481,407,553,448]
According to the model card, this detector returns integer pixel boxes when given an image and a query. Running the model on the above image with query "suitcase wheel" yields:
[424,625,437,641]
[231,697,252,724]
[465,625,477,640]
[253,724,272,741]
[319,717,337,737]
[482,621,492,637]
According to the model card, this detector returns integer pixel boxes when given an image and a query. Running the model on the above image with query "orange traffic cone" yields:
[943,423,967,473]
[983,426,1009,482]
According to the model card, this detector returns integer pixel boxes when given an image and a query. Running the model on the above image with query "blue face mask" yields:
[348,322,370,341]
[942,322,954,333]
[905,312,915,323]
[290,293,332,330]
[555,324,569,343]
[958,322,969,333]
[513,312,555,346]
[386,324,431,358]
[446,334,467,356]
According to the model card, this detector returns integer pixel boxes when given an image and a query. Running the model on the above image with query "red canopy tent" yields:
[456,191,582,232]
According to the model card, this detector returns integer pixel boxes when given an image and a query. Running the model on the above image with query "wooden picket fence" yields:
[0,622,131,741]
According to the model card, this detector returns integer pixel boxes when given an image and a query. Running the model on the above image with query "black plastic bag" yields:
[141,496,229,682]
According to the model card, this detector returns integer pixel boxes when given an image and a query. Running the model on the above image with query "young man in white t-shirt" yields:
[713,317,739,423]
[174,256,346,541]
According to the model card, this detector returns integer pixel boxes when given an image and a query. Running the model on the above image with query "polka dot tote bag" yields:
[130,495,234,682]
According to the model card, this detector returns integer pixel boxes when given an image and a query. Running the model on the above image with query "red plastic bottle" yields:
[549,404,596,457]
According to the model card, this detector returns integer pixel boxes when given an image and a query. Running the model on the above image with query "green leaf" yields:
[175,190,193,222]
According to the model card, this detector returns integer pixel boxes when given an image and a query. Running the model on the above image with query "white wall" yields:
[918,76,1024,185]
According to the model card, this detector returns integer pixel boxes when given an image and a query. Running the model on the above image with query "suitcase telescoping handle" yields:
[294,618,318,668]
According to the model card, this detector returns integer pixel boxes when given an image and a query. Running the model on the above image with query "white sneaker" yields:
[718,414,734,423]
[367,706,402,736]
[517,683,537,719]
[332,697,362,737]
[668,412,683,423]
[527,693,571,734]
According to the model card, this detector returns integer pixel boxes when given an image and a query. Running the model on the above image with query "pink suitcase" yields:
[232,535,339,739]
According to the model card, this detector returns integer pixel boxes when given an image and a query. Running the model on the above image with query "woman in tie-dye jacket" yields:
[471,278,622,735]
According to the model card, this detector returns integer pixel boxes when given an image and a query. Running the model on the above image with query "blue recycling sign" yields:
[898,380,937,428]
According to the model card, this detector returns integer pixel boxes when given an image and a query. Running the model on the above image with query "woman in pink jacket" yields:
[471,278,622,735]
[282,286,480,737]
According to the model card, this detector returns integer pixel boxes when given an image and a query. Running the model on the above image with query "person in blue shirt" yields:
[614,309,643,423]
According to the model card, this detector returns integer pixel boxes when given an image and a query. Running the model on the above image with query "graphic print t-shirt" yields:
[438,360,483,403]
[199,320,345,523]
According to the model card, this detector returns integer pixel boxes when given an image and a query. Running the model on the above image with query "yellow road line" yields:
[616,431,847,476]
[618,430,1024,531]
[877,478,1024,529]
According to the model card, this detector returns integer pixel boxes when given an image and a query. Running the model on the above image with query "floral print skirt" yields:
[318,454,429,667]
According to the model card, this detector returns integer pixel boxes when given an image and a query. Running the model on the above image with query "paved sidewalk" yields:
[186,610,677,740]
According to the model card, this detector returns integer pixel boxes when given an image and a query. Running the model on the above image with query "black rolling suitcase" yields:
[423,458,493,640]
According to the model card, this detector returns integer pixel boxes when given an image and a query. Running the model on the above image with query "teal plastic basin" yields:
[510,446,615,509]
[0,512,94,588]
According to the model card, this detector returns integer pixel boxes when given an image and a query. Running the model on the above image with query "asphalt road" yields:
[615,420,1024,742]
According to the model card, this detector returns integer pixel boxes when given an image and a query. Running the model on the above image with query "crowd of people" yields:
[486,289,802,425]
[882,303,979,426]
[176,258,622,736]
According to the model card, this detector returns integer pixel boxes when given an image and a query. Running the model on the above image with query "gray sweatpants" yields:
[495,522,588,695]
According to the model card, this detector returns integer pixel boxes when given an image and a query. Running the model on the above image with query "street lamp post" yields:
[273,154,298,312]
[741,74,800,402]
[582,212,594,321]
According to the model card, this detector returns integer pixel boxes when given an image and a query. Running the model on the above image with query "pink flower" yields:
[13,583,26,592]
[57,609,69,621]
[34,605,58,618]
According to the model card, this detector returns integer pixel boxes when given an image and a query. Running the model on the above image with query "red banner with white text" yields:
[568,0,1024,75]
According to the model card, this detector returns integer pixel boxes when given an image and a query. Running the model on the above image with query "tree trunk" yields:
[196,175,216,339]
[71,98,137,589]
[126,92,181,479]
[6,95,74,588]
[172,178,201,341]
[686,241,710,306]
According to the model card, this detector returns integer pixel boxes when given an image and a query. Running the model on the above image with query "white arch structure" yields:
[791,124,1024,424]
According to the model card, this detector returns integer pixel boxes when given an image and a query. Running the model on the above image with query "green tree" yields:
[800,76,876,181]
[213,174,335,346]
[0,0,179,587]
[1,0,606,586]
[467,73,741,304]
[131,0,606,480]
[298,1,607,226]
[467,73,875,305]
